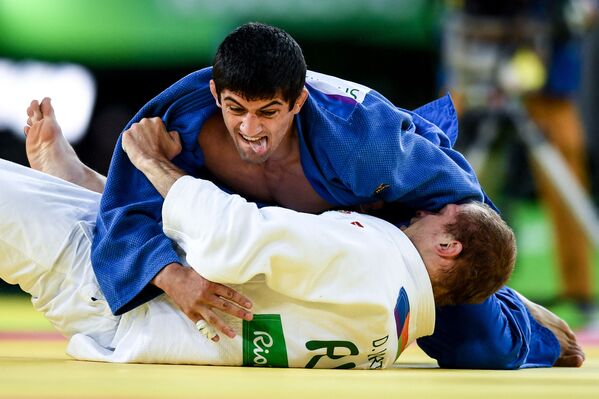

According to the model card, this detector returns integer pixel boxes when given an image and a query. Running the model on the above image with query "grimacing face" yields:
[210,82,307,164]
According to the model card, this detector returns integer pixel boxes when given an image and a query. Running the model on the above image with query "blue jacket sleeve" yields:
[91,138,183,315]
[91,68,216,315]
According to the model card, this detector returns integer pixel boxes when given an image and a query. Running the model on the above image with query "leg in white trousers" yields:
[0,159,118,347]
[0,159,231,365]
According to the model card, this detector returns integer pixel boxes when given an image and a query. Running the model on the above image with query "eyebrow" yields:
[223,96,283,110]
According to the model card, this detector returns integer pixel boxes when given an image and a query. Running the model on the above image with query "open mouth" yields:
[240,133,268,154]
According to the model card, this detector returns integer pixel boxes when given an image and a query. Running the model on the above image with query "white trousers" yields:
[0,159,243,365]
[0,159,117,346]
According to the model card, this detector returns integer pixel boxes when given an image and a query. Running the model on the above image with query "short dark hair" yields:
[212,22,307,109]
[437,202,516,306]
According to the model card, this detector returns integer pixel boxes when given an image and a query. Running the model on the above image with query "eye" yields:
[228,106,245,114]
[260,110,277,117]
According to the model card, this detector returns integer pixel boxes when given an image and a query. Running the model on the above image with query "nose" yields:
[239,114,262,136]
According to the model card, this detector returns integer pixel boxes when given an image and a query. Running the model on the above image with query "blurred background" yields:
[0,0,598,333]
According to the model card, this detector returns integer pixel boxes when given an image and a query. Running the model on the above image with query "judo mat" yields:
[1,295,598,399]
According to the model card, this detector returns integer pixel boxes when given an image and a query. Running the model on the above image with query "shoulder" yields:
[302,70,412,147]
[304,70,372,121]
[304,70,405,124]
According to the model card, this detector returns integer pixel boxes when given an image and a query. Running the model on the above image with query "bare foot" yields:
[517,292,585,367]
[25,98,105,193]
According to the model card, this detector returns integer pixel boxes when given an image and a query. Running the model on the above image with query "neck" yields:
[264,124,299,167]
[425,261,452,307]
[430,284,450,307]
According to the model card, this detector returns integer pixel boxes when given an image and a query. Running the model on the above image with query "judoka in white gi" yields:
[0,150,515,368]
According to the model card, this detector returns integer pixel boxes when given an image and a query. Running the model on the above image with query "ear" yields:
[435,237,462,259]
[209,80,221,107]
[292,88,309,114]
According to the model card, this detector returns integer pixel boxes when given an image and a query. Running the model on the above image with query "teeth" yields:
[241,134,263,142]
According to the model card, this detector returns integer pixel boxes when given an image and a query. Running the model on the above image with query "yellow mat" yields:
[1,296,598,399]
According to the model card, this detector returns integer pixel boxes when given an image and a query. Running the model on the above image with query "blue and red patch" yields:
[394,287,411,355]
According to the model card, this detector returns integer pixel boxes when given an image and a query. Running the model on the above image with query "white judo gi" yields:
[0,159,435,369]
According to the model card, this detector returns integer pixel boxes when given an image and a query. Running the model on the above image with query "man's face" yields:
[215,88,303,164]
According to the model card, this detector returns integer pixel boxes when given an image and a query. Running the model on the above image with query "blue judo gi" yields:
[91,67,560,369]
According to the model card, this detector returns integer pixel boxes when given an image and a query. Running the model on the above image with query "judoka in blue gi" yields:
[23,22,584,368]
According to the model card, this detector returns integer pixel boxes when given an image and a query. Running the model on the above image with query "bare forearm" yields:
[137,158,185,198]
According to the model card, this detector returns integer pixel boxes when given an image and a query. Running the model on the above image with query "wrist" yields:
[152,262,183,292]
[136,156,165,176]
[139,158,185,198]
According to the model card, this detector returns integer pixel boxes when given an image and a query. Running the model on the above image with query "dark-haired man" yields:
[23,22,583,368]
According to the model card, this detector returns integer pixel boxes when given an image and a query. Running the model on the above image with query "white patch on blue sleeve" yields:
[306,71,371,104]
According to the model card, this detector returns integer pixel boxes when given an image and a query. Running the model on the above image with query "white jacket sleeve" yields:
[162,176,272,284]
[161,176,378,303]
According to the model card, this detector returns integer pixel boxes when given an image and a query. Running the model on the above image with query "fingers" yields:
[122,118,182,160]
[138,117,166,130]
[126,117,165,135]
[195,319,219,342]
[208,283,253,320]
[192,284,253,341]
[197,307,237,341]
[207,294,253,321]
[189,284,253,341]
[168,130,180,141]
[214,284,253,310]
[168,130,183,154]
[212,296,253,321]
[164,269,253,342]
